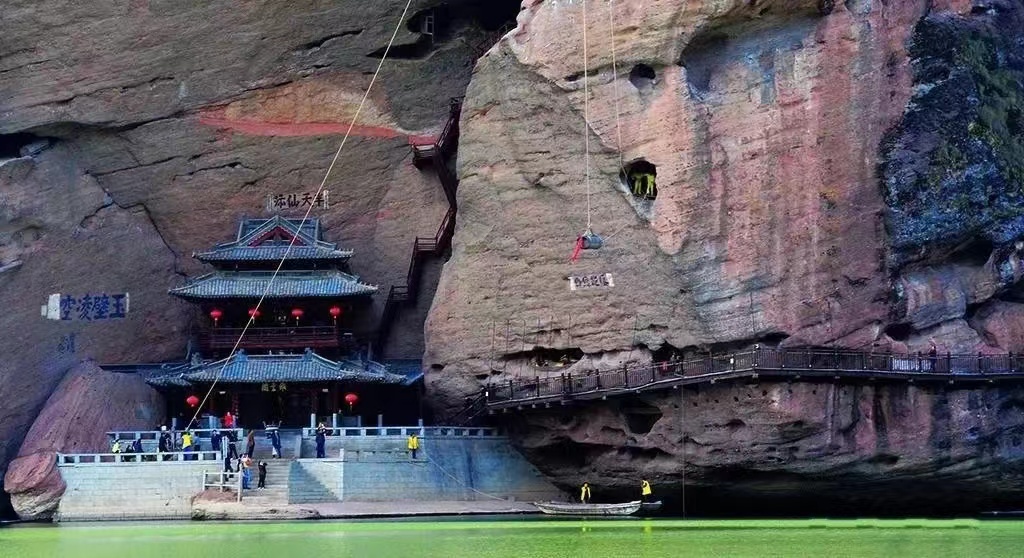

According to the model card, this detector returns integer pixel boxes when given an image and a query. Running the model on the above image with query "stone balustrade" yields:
[57,451,221,465]
[300,426,501,438]
[107,428,244,441]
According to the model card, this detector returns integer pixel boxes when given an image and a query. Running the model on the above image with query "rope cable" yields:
[607,0,625,179]
[583,0,592,231]
[183,0,417,433]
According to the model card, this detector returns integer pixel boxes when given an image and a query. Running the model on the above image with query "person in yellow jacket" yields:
[111,440,122,454]
[580,482,591,503]
[641,479,652,502]
[407,433,420,459]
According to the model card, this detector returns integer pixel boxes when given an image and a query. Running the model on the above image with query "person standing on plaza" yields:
[223,410,235,430]
[226,430,239,460]
[181,431,194,460]
[407,433,419,459]
[241,456,253,489]
[315,423,327,458]
[257,461,267,489]
[265,422,282,458]
[246,430,256,458]
[210,429,222,456]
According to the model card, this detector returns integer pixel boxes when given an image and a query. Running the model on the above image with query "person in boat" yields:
[580,482,591,503]
[641,479,652,502]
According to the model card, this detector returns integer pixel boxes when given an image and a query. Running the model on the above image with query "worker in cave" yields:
[629,169,657,199]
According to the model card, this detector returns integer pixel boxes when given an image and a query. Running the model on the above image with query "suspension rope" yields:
[607,0,624,178]
[583,0,592,231]
[183,0,417,433]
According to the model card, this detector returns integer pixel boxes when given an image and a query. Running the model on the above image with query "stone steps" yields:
[288,462,339,504]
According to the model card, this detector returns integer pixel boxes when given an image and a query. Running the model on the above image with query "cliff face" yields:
[425,0,1024,509]
[0,0,520,516]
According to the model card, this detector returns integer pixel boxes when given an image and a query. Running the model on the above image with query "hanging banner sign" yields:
[568,273,614,291]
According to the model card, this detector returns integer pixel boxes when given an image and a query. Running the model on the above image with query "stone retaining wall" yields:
[56,461,215,521]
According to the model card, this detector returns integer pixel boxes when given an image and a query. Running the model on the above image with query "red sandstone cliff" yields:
[3,362,165,520]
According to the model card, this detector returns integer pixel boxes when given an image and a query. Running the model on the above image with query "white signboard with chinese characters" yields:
[568,273,614,291]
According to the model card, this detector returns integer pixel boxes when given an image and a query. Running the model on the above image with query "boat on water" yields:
[639,500,662,514]
[534,500,643,516]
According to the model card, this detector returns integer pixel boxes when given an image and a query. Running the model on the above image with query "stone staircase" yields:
[240,459,292,506]
[239,429,303,506]
[288,461,342,504]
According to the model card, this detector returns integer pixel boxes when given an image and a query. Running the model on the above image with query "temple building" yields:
[144,216,423,428]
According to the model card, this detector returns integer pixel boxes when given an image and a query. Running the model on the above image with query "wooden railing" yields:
[484,346,1024,410]
[200,326,347,351]
[377,98,463,352]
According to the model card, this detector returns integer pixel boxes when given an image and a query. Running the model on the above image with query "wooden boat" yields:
[639,500,663,514]
[534,500,643,516]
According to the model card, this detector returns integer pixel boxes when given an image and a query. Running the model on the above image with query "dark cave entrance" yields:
[620,159,658,200]
[629,63,656,90]
[0,133,46,159]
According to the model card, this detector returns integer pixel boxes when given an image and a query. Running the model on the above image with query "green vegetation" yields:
[956,37,1024,188]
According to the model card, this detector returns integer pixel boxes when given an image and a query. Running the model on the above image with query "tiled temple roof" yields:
[145,349,413,386]
[195,216,352,263]
[168,270,377,299]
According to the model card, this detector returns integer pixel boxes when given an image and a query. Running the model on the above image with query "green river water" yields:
[2,519,1022,557]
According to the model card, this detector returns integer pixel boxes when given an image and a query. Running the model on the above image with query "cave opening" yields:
[498,347,585,369]
[620,159,658,200]
[947,237,994,266]
[628,63,656,90]
[884,322,914,341]
[0,133,45,159]
[459,0,521,31]
[620,399,663,434]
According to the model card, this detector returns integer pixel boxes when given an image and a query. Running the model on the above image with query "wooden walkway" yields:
[484,346,1024,411]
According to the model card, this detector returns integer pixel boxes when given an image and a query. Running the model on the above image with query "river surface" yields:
[2,518,1022,557]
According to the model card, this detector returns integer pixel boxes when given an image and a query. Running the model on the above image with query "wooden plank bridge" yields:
[482,346,1024,412]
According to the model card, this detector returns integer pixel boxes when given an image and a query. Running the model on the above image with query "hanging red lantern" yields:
[209,308,223,326]
[344,392,358,410]
[248,307,261,319]
[329,305,342,325]
[291,307,304,324]
[186,395,200,408]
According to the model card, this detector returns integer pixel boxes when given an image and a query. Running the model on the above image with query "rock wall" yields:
[3,361,164,520]
[424,0,1024,510]
[427,0,942,388]
[509,380,1024,515]
[0,0,522,516]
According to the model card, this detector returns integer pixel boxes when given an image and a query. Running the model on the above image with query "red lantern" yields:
[186,395,200,408]
[209,308,223,326]
[344,392,358,410]
[248,307,261,319]
[329,305,342,325]
[291,308,304,324]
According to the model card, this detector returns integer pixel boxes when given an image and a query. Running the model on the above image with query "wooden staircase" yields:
[376,98,462,353]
